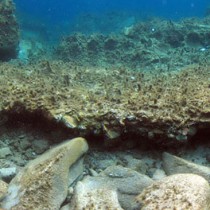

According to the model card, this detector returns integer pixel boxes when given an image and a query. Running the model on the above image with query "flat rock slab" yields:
[163,152,210,183]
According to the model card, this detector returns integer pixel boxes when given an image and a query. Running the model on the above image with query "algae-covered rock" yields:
[136,174,210,210]
[0,0,19,60]
[1,137,89,210]
[0,61,209,147]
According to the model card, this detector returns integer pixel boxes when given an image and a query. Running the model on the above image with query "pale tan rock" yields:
[70,182,123,210]
[68,165,153,210]
[1,137,88,210]
[0,179,8,200]
[136,174,210,210]
[163,152,210,182]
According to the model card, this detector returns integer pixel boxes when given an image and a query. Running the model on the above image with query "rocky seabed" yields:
[0,137,210,209]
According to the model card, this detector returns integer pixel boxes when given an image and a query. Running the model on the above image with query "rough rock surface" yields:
[69,186,123,210]
[136,173,210,210]
[0,0,19,60]
[68,165,153,210]
[1,137,88,210]
[0,61,210,147]
[56,17,210,70]
[163,152,210,183]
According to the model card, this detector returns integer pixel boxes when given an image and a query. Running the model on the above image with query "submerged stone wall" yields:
[0,0,19,61]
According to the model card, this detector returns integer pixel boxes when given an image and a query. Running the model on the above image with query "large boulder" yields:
[136,174,210,210]
[0,0,19,60]
[1,137,89,210]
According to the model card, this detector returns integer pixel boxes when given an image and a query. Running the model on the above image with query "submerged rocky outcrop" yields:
[0,60,210,148]
[1,14,210,209]
[0,0,19,61]
[55,17,210,71]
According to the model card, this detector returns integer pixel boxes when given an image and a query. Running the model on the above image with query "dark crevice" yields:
[1,109,75,144]
[0,109,210,152]
[0,48,17,61]
[188,127,210,147]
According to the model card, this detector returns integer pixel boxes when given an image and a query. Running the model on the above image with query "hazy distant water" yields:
[14,0,210,43]
[14,0,210,20]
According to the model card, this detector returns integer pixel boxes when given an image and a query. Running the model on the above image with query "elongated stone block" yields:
[2,137,89,210]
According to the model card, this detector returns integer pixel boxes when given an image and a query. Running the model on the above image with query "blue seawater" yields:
[14,0,210,44]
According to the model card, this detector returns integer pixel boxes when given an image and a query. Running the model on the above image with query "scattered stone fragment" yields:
[0,180,8,200]
[152,168,166,181]
[136,173,210,210]
[0,167,17,183]
[19,139,31,150]
[103,126,121,147]
[31,139,50,154]
[163,152,210,182]
[86,152,118,171]
[0,147,12,159]
[89,168,99,176]
[1,137,89,210]
[147,167,157,178]
[12,155,26,166]
[69,165,153,210]
[95,159,117,171]
[123,155,148,174]
[61,115,78,129]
